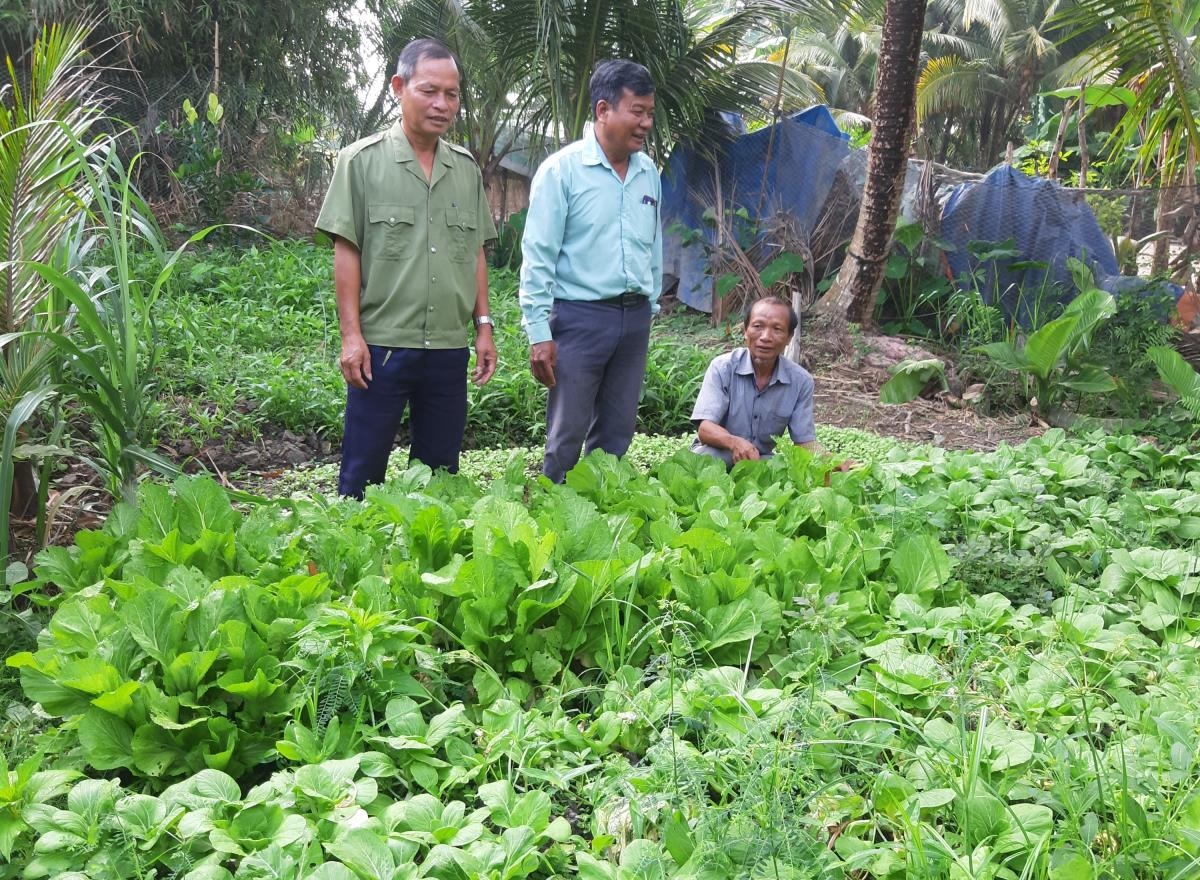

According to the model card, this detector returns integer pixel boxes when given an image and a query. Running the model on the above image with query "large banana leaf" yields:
[1022,314,1080,382]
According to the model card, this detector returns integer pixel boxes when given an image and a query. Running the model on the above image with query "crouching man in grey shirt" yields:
[690,296,820,467]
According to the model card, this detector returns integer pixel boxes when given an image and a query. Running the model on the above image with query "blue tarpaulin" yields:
[940,165,1123,324]
[661,106,851,312]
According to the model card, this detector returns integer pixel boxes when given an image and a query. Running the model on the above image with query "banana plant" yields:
[974,270,1117,419]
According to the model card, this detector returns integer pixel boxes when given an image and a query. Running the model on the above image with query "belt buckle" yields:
[619,292,641,308]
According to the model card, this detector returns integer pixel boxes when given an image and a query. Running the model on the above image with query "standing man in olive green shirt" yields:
[316,38,497,498]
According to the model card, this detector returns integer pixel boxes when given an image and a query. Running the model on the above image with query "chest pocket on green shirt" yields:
[368,204,415,260]
[445,208,477,264]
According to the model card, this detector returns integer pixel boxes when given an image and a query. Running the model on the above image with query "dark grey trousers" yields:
[543,298,651,482]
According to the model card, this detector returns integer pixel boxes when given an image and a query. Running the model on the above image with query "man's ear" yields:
[391,75,405,98]
[594,98,610,122]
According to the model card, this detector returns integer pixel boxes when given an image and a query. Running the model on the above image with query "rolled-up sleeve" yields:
[789,373,816,444]
[519,161,568,344]
[690,357,731,425]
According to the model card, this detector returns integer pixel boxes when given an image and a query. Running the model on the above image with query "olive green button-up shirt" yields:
[316,123,497,349]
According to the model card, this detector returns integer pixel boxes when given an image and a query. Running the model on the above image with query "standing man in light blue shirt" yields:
[519,59,663,483]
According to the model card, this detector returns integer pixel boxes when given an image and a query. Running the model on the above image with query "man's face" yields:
[392,55,461,141]
[596,88,655,159]
[743,302,794,364]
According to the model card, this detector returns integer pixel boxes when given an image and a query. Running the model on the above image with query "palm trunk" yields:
[815,0,928,326]
[1047,98,1076,180]
[1153,132,1173,276]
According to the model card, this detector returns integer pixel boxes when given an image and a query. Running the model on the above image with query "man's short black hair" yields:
[745,295,798,335]
[589,59,655,117]
[396,38,457,81]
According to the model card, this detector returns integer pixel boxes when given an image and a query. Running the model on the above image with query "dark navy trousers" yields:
[338,345,469,498]
[543,297,651,483]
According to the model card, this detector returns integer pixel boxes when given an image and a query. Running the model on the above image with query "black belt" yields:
[595,292,647,308]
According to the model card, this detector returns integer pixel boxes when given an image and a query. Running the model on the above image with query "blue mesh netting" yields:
[661,106,851,312]
[940,165,1123,324]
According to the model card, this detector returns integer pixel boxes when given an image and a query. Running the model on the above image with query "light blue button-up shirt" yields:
[519,129,663,344]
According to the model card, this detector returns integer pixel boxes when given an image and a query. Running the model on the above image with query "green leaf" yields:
[871,771,916,821]
[715,274,739,300]
[1023,315,1080,381]
[172,476,238,541]
[975,340,1027,372]
[305,864,358,880]
[888,533,951,599]
[1148,345,1200,419]
[880,359,946,404]
[994,802,1054,854]
[132,723,186,777]
[915,789,956,810]
[122,588,182,665]
[1042,84,1135,107]
[759,252,806,288]
[985,721,1036,771]
[1048,848,1094,880]
[114,793,169,841]
[164,651,221,696]
[78,709,134,770]
[162,769,241,810]
[1060,366,1116,394]
[703,597,766,650]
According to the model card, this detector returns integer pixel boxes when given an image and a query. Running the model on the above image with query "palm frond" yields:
[1055,0,1200,181]
[1,20,109,337]
[916,55,1005,119]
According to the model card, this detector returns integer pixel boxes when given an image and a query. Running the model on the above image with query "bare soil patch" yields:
[800,320,1043,452]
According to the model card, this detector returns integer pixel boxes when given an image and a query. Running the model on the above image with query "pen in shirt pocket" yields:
[641,195,657,207]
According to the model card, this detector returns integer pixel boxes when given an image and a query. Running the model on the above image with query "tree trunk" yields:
[1076,86,1089,185]
[815,0,928,327]
[1153,132,1173,276]
[1047,97,1076,180]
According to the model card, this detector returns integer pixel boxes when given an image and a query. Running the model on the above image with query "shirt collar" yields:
[389,122,454,167]
[581,128,607,167]
[582,128,647,180]
[732,347,789,385]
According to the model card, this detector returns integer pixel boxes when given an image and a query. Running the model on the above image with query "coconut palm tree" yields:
[777,0,886,127]
[383,0,820,174]
[1056,0,1199,277]
[815,0,929,325]
[1,20,110,562]
[916,0,1071,168]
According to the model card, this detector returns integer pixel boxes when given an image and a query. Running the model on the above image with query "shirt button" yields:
[431,277,436,282]
[428,306,434,311]
[389,217,395,223]
[424,341,430,347]
[430,246,437,253]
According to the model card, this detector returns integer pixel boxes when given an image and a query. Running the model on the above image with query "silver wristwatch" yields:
[474,315,494,328]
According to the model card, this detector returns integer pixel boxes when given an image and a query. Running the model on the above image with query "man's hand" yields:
[340,334,372,389]
[729,437,761,463]
[473,329,497,385]
[530,340,557,388]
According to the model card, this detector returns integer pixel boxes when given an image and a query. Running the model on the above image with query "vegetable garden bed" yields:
[5,429,1200,878]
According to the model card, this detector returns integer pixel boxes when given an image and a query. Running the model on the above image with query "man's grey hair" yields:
[396,38,457,81]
